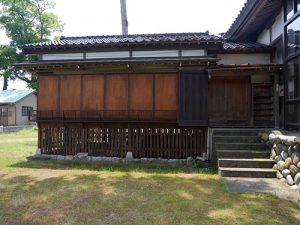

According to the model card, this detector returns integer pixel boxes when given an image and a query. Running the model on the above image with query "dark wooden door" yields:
[178,70,208,126]
[208,76,251,126]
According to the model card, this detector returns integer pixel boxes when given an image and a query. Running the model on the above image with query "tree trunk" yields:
[2,77,8,90]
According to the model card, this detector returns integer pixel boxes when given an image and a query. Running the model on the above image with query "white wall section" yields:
[42,53,84,60]
[271,12,283,42]
[132,50,179,58]
[217,53,271,65]
[181,50,206,57]
[257,29,270,45]
[86,51,130,59]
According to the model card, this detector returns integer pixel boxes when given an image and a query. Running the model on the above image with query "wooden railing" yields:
[35,110,177,122]
[39,124,207,159]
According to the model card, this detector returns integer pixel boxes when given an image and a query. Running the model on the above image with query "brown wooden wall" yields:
[38,76,59,111]
[38,72,269,127]
[60,76,81,111]
[82,75,104,110]
[208,76,251,125]
[38,73,178,120]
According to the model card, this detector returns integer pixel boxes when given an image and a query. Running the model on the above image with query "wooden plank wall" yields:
[82,75,105,111]
[39,123,207,159]
[155,74,178,119]
[208,76,251,125]
[38,73,178,120]
[178,70,208,126]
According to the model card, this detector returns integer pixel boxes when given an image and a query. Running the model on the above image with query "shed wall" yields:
[15,93,37,125]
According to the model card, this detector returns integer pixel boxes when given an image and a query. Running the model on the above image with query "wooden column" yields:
[274,73,280,128]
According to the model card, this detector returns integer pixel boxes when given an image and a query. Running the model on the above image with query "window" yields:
[286,0,295,20]
[0,108,8,117]
[287,16,300,56]
[286,102,300,125]
[287,57,300,100]
[22,106,33,116]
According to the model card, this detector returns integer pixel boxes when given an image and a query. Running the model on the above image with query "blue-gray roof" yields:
[0,90,35,104]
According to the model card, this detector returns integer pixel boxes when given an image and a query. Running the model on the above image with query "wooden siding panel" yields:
[179,70,208,126]
[155,74,177,110]
[106,75,128,110]
[208,76,251,125]
[208,79,227,122]
[226,78,250,121]
[38,76,59,111]
[82,75,104,110]
[60,75,81,110]
[130,74,153,110]
[155,73,178,120]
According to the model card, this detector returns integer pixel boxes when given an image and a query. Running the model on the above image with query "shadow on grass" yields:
[10,158,217,175]
[0,170,299,225]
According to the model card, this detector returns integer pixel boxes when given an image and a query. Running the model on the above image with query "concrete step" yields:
[219,167,276,178]
[215,142,266,151]
[213,129,265,136]
[217,150,270,159]
[213,135,260,143]
[218,158,274,168]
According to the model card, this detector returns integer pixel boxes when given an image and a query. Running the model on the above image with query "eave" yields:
[22,41,224,55]
[15,57,220,74]
[209,47,275,54]
[210,63,283,76]
[225,0,282,41]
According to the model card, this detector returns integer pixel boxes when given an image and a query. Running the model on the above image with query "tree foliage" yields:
[0,0,63,90]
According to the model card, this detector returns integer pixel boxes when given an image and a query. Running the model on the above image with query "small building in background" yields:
[0,90,37,126]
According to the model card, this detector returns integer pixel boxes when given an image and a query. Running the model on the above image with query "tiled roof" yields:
[23,32,221,48]
[225,0,282,40]
[20,32,271,54]
[0,89,35,104]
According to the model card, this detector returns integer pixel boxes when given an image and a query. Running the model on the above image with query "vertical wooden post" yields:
[250,83,254,126]
[274,73,280,128]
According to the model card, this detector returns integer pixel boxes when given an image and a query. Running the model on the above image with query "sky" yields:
[0,0,247,89]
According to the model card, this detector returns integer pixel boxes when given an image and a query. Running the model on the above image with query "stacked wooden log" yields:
[259,131,300,189]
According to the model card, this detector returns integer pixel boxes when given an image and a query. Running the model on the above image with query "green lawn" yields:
[0,129,299,225]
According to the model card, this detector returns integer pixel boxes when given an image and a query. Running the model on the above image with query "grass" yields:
[0,129,299,225]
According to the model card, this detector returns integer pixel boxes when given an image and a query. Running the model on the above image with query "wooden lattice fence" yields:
[39,124,207,159]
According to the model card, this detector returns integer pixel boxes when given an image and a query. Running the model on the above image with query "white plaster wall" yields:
[257,12,283,45]
[257,29,270,45]
[42,53,84,60]
[86,51,130,59]
[271,12,283,42]
[15,93,37,125]
[132,50,178,58]
[217,53,271,65]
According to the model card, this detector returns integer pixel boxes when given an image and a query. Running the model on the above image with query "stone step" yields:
[213,129,265,136]
[213,135,260,143]
[215,142,266,151]
[218,158,274,168]
[219,167,277,178]
[217,150,270,159]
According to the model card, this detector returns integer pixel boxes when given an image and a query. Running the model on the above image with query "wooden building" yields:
[18,32,282,160]
[225,0,300,129]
